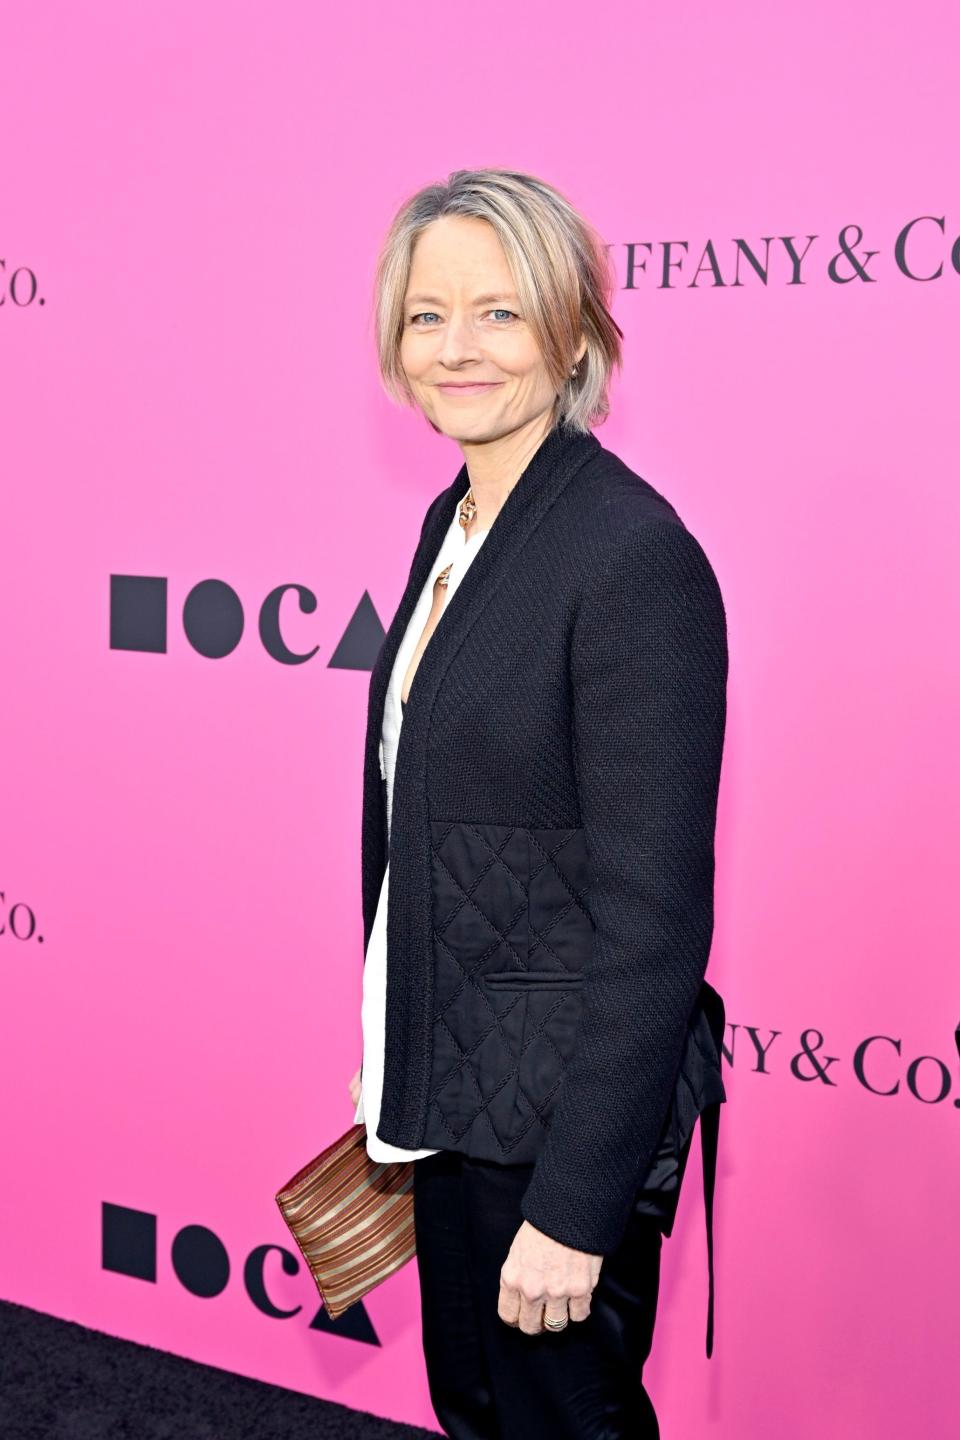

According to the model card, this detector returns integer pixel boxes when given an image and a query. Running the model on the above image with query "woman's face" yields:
[399,215,564,443]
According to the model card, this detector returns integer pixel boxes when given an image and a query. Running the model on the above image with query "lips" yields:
[436,382,502,395]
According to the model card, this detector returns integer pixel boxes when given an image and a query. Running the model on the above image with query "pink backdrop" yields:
[2,3,957,1435]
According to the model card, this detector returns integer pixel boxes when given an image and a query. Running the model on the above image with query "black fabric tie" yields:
[700,1100,721,1358]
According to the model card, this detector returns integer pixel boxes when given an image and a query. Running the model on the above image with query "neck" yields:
[459,408,560,530]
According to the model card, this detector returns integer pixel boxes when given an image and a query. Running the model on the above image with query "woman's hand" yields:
[348,1065,362,1109]
[498,1220,603,1334]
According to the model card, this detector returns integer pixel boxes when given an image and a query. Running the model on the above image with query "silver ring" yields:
[543,1313,569,1331]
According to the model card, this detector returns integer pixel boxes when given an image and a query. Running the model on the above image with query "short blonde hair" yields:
[372,168,624,433]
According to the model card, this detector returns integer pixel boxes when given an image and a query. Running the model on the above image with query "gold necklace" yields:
[436,488,477,590]
[458,488,477,529]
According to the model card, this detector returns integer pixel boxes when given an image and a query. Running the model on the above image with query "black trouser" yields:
[412,1148,663,1439]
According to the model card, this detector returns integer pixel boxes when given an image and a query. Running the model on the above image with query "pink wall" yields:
[1,3,957,1435]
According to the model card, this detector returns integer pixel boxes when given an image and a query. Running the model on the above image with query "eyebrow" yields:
[405,292,521,307]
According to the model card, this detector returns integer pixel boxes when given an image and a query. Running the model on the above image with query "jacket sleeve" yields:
[519,517,729,1256]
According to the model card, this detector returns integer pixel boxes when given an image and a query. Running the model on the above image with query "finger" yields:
[567,1292,592,1323]
[519,1294,547,1335]
[542,1301,571,1332]
[497,1277,521,1328]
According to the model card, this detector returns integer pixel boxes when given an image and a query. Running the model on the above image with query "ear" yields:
[575,335,588,366]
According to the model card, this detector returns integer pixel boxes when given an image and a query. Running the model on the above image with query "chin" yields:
[429,411,502,442]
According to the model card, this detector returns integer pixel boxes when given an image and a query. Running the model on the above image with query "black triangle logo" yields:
[308,1296,382,1345]
[328,591,385,672]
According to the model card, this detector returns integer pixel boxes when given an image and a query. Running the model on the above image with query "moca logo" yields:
[109,575,383,668]
[101,1202,380,1344]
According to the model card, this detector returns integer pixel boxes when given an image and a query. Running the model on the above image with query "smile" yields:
[436,383,504,396]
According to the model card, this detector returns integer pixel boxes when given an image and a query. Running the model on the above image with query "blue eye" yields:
[408,308,519,326]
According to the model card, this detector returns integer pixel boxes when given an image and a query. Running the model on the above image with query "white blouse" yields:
[354,486,490,1161]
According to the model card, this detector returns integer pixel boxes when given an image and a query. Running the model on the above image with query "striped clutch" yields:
[275,1122,416,1319]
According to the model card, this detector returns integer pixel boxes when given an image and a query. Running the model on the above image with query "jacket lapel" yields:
[363,478,460,789]
[359,472,462,954]
[366,417,602,1149]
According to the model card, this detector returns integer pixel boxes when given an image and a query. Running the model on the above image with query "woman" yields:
[347,169,728,1439]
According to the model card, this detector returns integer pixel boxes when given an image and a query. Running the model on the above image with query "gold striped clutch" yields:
[275,1122,416,1319]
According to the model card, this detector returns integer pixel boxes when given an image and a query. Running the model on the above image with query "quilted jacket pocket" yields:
[483,970,586,991]
[421,820,593,1162]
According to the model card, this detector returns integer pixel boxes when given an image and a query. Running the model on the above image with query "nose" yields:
[437,310,483,370]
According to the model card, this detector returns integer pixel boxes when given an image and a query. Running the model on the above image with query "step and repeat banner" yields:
[1,3,956,1436]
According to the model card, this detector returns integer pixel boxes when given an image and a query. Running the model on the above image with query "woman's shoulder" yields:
[563,446,728,669]
[564,440,722,594]
[573,439,684,530]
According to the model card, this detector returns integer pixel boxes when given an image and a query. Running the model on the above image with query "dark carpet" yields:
[0,1298,440,1440]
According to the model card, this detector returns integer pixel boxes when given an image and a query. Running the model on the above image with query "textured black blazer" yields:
[361,417,728,1258]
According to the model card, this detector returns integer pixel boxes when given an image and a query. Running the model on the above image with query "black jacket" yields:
[361,418,728,1267]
